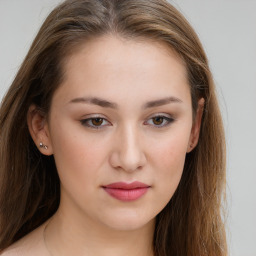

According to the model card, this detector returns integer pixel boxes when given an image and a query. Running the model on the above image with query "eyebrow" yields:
[143,96,182,109]
[69,96,182,109]
[69,97,118,108]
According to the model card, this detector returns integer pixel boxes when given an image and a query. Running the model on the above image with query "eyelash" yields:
[80,114,175,129]
[144,115,175,128]
[80,116,110,129]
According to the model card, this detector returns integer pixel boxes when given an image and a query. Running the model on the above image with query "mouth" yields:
[102,181,150,202]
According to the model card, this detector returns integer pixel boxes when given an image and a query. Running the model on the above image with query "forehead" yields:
[55,35,190,105]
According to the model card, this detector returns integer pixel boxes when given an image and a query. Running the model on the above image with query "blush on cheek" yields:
[152,137,188,192]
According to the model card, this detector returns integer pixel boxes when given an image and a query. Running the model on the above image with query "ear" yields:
[187,98,205,153]
[27,104,53,155]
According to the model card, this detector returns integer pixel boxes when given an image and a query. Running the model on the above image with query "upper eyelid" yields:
[80,113,173,120]
[147,113,173,118]
[81,116,110,123]
[146,113,175,122]
[81,114,111,122]
[145,115,174,123]
[81,113,107,118]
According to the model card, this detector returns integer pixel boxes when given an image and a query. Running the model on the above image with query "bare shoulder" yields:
[0,222,49,256]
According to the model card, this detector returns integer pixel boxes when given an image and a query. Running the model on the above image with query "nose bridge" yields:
[112,123,146,172]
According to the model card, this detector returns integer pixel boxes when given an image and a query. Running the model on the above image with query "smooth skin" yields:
[2,35,204,256]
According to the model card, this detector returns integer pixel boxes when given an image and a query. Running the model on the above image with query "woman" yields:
[0,0,227,255]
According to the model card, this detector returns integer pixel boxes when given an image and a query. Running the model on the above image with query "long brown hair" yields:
[0,0,227,255]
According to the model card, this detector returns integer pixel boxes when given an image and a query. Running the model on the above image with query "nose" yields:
[109,125,147,172]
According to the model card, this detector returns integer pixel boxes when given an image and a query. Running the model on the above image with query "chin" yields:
[98,210,155,231]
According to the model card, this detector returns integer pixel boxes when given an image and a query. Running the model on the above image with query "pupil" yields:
[153,117,163,125]
[92,118,103,126]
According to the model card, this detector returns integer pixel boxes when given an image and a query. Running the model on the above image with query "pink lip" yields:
[102,182,150,201]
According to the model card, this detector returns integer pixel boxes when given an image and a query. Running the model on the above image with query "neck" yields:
[45,207,155,256]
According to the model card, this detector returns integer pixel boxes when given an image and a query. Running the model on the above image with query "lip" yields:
[102,182,150,201]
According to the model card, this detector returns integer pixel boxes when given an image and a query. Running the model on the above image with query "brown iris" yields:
[152,116,164,125]
[91,118,104,126]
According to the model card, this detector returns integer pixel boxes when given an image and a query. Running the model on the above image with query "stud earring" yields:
[39,142,48,150]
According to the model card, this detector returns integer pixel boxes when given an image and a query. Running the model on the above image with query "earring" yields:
[39,142,48,150]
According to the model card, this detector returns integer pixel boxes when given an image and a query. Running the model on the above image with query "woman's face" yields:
[35,35,201,231]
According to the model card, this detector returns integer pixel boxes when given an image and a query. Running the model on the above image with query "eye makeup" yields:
[80,113,175,130]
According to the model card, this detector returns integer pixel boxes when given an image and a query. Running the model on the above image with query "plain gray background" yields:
[0,1,255,255]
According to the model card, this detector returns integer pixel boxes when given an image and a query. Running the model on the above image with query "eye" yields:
[80,117,111,129]
[145,115,174,128]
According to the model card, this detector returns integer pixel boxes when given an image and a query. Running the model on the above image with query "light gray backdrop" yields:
[0,1,255,255]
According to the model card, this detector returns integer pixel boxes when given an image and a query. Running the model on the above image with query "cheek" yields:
[151,128,190,169]
[149,127,191,194]
[49,118,107,188]
[154,144,186,191]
